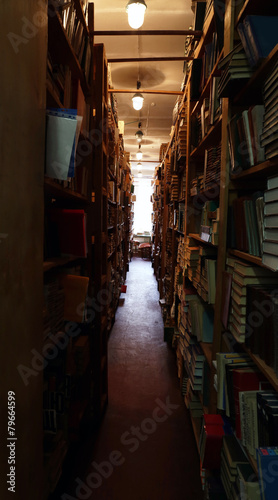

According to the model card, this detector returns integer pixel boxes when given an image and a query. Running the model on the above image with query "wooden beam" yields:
[94,30,202,37]
[108,89,183,95]
[108,56,194,63]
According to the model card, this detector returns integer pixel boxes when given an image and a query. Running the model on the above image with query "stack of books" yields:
[204,144,221,189]
[227,105,265,174]
[177,235,185,269]
[246,284,278,373]
[257,392,278,447]
[187,342,205,391]
[227,257,276,343]
[230,192,264,256]
[171,174,179,201]
[262,174,278,270]
[184,377,203,417]
[177,107,187,160]
[190,173,204,196]
[261,60,278,160]
[218,44,253,98]
[185,246,200,280]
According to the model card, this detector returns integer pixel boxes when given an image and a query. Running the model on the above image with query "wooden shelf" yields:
[230,158,278,181]
[190,413,202,453]
[234,44,278,105]
[44,177,89,203]
[228,249,265,267]
[194,6,215,61]
[191,48,224,117]
[236,0,278,25]
[200,342,213,367]
[43,255,82,272]
[46,78,64,108]
[190,116,222,158]
[243,347,278,393]
[189,233,218,248]
[48,9,90,97]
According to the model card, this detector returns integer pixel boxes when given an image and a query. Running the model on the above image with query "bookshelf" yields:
[153,0,278,491]
[43,2,95,497]
[44,2,132,496]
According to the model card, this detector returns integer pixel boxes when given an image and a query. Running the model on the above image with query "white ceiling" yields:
[91,0,194,177]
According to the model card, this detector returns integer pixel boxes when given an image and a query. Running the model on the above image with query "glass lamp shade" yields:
[132,92,144,111]
[136,149,143,160]
[135,130,143,142]
[138,171,143,177]
[126,0,147,30]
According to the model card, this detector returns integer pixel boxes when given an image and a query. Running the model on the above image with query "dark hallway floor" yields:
[53,258,203,500]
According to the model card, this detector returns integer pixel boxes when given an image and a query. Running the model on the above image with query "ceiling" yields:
[90,0,194,178]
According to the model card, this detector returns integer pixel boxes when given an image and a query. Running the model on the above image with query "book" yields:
[47,208,87,258]
[236,462,260,499]
[232,367,269,439]
[216,352,250,410]
[237,22,256,67]
[243,15,278,66]
[45,108,81,181]
[257,447,278,500]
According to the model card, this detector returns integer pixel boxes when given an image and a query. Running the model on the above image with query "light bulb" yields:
[132,92,144,111]
[126,0,147,30]
[135,130,143,143]
[136,147,142,160]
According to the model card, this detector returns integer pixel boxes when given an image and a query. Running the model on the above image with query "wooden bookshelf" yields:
[234,44,278,105]
[190,116,222,158]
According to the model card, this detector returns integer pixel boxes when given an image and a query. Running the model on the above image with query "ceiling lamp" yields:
[138,170,143,178]
[126,0,147,30]
[135,122,143,143]
[132,81,144,111]
[136,145,143,160]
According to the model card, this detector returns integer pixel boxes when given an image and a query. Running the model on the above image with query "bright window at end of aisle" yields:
[133,178,152,235]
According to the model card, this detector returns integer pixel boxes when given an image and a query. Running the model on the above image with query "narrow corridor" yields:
[53,258,203,500]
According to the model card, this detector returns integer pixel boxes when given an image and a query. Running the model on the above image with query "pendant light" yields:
[135,122,143,143]
[132,81,144,111]
[126,0,147,30]
[136,144,143,160]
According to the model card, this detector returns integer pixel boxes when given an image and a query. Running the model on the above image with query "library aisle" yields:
[53,258,203,499]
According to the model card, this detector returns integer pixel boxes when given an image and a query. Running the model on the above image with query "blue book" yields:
[257,447,278,499]
[243,15,278,66]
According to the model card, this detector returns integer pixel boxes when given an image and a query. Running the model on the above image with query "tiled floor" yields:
[52,258,203,500]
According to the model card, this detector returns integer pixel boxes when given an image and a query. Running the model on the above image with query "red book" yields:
[232,368,270,439]
[48,208,87,257]
[200,415,225,469]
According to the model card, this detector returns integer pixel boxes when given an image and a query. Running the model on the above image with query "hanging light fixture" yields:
[136,144,143,160]
[126,0,147,30]
[135,122,143,143]
[132,81,144,111]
